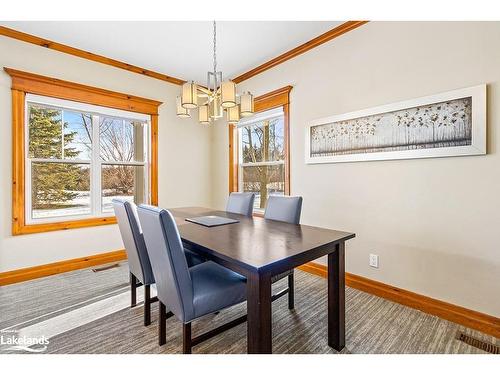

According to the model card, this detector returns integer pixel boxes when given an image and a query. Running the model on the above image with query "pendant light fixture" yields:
[227,104,241,124]
[176,96,190,118]
[177,21,254,124]
[240,92,255,117]
[199,104,210,125]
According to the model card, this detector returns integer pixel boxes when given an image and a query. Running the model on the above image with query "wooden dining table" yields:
[168,207,355,354]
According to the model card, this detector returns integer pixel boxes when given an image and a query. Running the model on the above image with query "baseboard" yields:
[298,262,500,339]
[0,249,127,286]
[2,252,497,339]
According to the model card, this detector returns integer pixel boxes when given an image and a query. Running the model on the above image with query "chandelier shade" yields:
[181,81,198,109]
[210,96,223,119]
[240,92,255,117]
[221,81,237,108]
[199,104,210,124]
[227,104,240,123]
[176,96,190,118]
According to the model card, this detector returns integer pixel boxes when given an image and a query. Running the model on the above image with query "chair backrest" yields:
[226,192,255,217]
[264,196,303,224]
[137,204,194,322]
[112,199,154,285]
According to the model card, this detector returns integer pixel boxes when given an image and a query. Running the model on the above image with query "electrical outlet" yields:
[369,254,379,268]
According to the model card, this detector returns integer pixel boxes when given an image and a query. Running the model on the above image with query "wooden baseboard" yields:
[2,252,497,338]
[0,249,127,286]
[298,262,500,339]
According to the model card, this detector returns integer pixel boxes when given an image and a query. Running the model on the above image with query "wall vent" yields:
[92,263,120,272]
[456,331,499,354]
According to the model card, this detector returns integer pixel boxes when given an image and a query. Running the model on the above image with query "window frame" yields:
[24,94,151,224]
[229,86,292,214]
[6,67,162,235]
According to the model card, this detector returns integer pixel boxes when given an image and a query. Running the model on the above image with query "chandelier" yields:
[176,21,255,124]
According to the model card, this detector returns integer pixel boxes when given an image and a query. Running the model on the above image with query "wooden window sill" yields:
[13,216,118,235]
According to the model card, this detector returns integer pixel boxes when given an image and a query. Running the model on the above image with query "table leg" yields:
[328,241,345,351]
[246,272,272,354]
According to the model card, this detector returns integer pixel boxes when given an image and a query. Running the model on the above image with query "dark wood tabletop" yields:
[168,206,356,354]
[169,207,355,277]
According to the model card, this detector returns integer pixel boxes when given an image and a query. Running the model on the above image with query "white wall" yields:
[0,36,212,272]
[211,22,500,316]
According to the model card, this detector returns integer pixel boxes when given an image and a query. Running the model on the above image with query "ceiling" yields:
[0,21,343,84]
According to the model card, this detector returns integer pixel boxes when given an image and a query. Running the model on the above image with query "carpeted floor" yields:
[0,262,497,354]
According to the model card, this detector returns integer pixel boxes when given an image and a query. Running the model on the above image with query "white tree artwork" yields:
[305,85,486,163]
[310,97,471,156]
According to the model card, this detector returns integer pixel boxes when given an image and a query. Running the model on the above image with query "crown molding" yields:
[0,26,186,86]
[0,22,368,88]
[232,21,368,84]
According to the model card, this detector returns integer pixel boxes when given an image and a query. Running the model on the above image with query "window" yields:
[6,68,161,235]
[26,95,150,223]
[229,86,291,213]
[238,108,286,211]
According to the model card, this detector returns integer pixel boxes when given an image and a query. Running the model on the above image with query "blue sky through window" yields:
[63,110,92,160]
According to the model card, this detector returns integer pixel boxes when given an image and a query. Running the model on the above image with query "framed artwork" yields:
[305,85,486,164]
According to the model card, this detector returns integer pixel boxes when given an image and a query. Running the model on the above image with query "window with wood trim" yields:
[5,68,161,235]
[229,86,291,212]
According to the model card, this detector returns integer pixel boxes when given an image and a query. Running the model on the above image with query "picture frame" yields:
[305,85,487,164]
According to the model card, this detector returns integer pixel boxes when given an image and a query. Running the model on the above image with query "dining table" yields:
[168,206,356,354]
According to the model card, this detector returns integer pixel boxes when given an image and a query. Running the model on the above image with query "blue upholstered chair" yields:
[264,195,303,309]
[226,192,255,217]
[113,199,156,326]
[112,199,205,326]
[264,195,303,225]
[137,204,247,353]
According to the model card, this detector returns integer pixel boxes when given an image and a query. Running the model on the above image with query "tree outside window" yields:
[27,100,148,221]
[239,114,285,210]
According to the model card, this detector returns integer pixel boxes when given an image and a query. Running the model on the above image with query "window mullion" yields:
[91,114,101,216]
[61,110,65,159]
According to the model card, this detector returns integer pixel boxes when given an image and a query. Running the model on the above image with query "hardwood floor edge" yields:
[297,262,500,338]
[0,249,127,286]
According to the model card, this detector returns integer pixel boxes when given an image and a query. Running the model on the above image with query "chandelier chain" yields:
[213,20,217,74]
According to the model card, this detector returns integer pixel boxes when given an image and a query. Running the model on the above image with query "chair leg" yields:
[144,285,151,326]
[288,272,295,310]
[159,302,167,346]
[183,322,192,354]
[130,273,137,307]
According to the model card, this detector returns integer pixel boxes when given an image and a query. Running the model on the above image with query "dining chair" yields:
[264,195,303,309]
[112,199,205,326]
[226,192,255,216]
[137,204,247,353]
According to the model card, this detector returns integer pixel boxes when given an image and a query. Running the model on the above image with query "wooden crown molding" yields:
[4,67,162,115]
[0,250,127,286]
[233,21,368,84]
[0,26,185,86]
[1,22,367,88]
[298,262,500,339]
